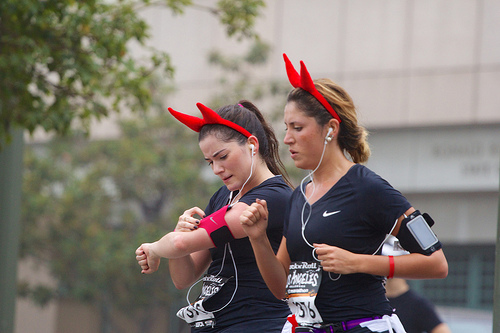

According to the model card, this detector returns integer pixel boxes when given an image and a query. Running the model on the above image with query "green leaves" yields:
[216,0,265,39]
[0,0,265,150]
[5,0,266,329]
[19,109,220,329]
[0,0,170,148]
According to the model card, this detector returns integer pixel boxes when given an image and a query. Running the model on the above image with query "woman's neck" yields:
[304,150,354,204]
[311,152,354,185]
[235,162,274,198]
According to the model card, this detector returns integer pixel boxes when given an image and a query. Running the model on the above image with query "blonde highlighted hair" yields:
[286,78,371,164]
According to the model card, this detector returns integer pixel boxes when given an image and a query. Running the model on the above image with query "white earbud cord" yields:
[211,243,238,313]
[229,147,255,207]
[300,130,333,242]
[215,146,255,309]
[300,136,329,244]
[185,243,228,304]
[300,143,400,283]
[374,219,399,255]
[184,243,238,313]
[184,147,254,311]
[299,140,341,281]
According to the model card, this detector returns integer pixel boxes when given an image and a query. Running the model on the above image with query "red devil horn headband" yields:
[283,53,341,123]
[167,103,252,138]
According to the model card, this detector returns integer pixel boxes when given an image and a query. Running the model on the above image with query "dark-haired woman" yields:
[136,100,292,332]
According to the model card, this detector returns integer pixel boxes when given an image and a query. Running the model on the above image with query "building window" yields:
[408,244,495,310]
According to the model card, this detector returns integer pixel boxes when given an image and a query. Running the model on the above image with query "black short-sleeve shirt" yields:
[284,164,411,323]
[389,289,444,333]
[193,176,292,332]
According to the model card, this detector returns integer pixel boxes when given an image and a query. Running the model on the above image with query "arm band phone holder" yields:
[198,205,235,247]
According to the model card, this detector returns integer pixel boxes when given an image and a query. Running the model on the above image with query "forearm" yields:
[151,230,212,259]
[149,232,186,259]
[168,256,199,289]
[357,249,448,279]
[168,251,211,289]
[249,236,288,299]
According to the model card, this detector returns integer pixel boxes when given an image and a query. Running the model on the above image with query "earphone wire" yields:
[299,132,397,281]
[229,146,255,207]
[212,243,238,313]
[300,137,328,248]
[184,146,255,310]
[184,243,238,314]
[300,135,342,281]
[210,146,256,311]
[185,243,228,305]
[373,218,399,255]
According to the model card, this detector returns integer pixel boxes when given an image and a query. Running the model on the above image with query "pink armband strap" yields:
[198,205,235,247]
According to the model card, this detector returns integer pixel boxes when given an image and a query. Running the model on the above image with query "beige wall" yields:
[132,0,500,130]
[364,124,500,244]
[33,0,500,138]
[405,191,499,243]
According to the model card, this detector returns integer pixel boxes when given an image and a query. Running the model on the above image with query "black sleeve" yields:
[238,178,292,230]
[390,290,443,332]
[361,175,412,235]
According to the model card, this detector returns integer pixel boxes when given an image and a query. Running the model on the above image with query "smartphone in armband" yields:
[406,215,439,251]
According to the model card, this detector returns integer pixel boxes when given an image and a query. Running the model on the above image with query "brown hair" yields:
[286,78,371,163]
[199,100,293,187]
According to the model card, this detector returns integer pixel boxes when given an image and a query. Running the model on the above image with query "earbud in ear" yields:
[249,144,255,154]
[324,128,334,144]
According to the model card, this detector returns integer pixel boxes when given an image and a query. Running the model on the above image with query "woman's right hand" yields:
[175,207,205,232]
[240,198,269,240]
[136,243,160,274]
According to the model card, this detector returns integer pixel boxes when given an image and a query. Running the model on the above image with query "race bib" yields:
[176,274,230,328]
[176,299,215,328]
[285,261,323,325]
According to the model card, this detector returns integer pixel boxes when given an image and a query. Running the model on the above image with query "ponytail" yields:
[287,79,371,164]
[238,100,293,187]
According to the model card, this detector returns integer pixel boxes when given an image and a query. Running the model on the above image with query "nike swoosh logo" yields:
[323,210,341,217]
[210,217,218,225]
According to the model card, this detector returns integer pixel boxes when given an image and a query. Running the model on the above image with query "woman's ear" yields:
[327,119,340,137]
[247,136,258,155]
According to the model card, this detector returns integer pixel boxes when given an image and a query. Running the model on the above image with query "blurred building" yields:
[17,0,499,332]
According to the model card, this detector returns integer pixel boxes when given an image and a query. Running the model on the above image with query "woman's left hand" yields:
[313,243,359,275]
[175,207,205,232]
